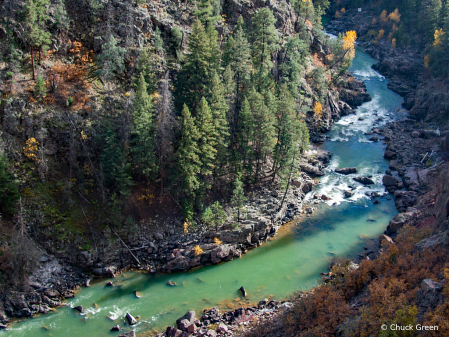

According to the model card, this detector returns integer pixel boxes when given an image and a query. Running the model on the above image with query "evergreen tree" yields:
[97,35,126,81]
[424,0,442,42]
[175,20,220,111]
[130,74,157,181]
[134,49,157,94]
[154,72,177,195]
[153,26,163,52]
[234,15,248,37]
[230,25,252,104]
[100,128,133,197]
[222,35,235,69]
[250,8,281,73]
[34,75,47,102]
[231,177,246,224]
[201,201,226,229]
[207,72,230,171]
[279,35,309,97]
[53,0,69,34]
[177,104,201,217]
[170,26,183,55]
[195,97,218,178]
[272,85,299,180]
[194,0,221,26]
[235,97,254,179]
[0,153,19,216]
[248,87,275,183]
[23,0,51,80]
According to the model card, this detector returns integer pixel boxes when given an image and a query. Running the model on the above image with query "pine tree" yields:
[53,0,69,34]
[231,177,246,224]
[23,0,51,80]
[279,35,309,97]
[153,26,164,52]
[154,72,177,195]
[235,97,254,179]
[134,49,157,94]
[207,72,230,171]
[0,153,19,215]
[272,85,298,180]
[177,104,201,202]
[34,75,47,102]
[222,35,235,69]
[97,35,126,81]
[248,87,275,183]
[195,97,218,178]
[175,20,220,111]
[100,128,133,197]
[194,0,221,26]
[424,0,442,42]
[170,26,183,55]
[251,8,281,73]
[234,15,248,37]
[130,73,157,181]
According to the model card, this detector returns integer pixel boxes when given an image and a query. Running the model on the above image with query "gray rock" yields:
[125,312,137,325]
[74,305,83,313]
[111,325,120,331]
[217,322,228,333]
[176,311,196,326]
[353,177,375,185]
[382,175,399,187]
[384,150,397,159]
[335,167,357,174]
[154,232,164,241]
[379,234,394,244]
[344,190,355,198]
[119,331,135,337]
[239,286,247,297]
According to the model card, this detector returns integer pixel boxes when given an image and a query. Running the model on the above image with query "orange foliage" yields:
[388,8,401,23]
[48,41,93,112]
[312,53,325,68]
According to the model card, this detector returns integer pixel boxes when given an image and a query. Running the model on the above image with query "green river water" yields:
[4,43,406,337]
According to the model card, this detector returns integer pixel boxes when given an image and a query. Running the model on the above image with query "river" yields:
[3,44,406,337]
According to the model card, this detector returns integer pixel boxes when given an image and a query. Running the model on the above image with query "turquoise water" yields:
[3,46,404,337]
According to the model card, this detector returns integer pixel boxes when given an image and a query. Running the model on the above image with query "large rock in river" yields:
[353,177,375,185]
[382,175,399,187]
[335,167,357,174]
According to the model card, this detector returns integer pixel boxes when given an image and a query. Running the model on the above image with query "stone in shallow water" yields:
[125,312,137,325]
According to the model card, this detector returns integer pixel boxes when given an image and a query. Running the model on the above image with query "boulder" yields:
[106,281,113,287]
[166,327,183,337]
[382,175,399,187]
[217,323,228,333]
[167,281,177,286]
[239,286,248,297]
[74,305,83,313]
[379,234,394,244]
[111,325,120,331]
[386,213,411,235]
[384,150,397,159]
[176,311,196,327]
[411,130,421,138]
[119,332,135,337]
[335,167,357,174]
[125,313,137,325]
[344,190,355,198]
[178,319,195,332]
[416,279,443,312]
[301,180,314,193]
[353,177,374,185]
[393,191,418,212]
[369,136,379,142]
[299,164,324,177]
[389,160,399,171]
[421,130,439,139]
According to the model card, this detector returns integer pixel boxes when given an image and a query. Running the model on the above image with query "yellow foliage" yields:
[424,54,430,68]
[214,237,223,245]
[335,10,340,18]
[136,188,154,205]
[194,245,203,256]
[305,20,313,28]
[81,130,88,141]
[372,17,377,25]
[388,8,401,23]
[153,92,159,100]
[377,29,385,39]
[183,220,192,234]
[392,38,397,48]
[124,92,131,97]
[342,30,357,59]
[380,10,388,23]
[433,29,445,47]
[23,138,39,160]
[313,102,323,119]
[340,8,346,13]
